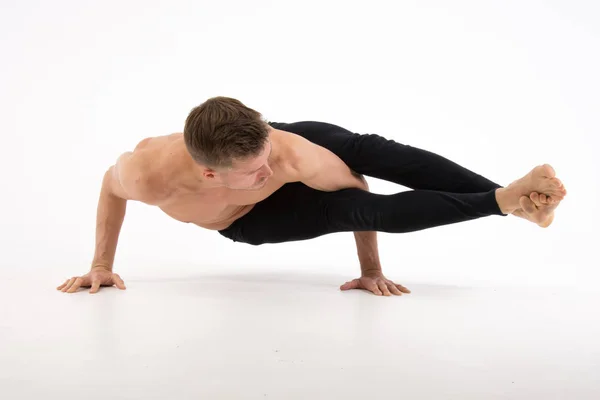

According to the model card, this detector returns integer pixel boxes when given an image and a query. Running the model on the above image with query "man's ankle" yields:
[495,188,517,215]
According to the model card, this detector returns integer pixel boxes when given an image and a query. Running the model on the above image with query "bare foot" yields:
[513,192,560,228]
[496,164,567,214]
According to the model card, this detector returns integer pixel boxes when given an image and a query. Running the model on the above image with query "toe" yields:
[549,194,564,205]
[544,178,565,199]
[554,178,563,187]
[542,164,556,178]
[549,178,562,189]
[540,194,548,205]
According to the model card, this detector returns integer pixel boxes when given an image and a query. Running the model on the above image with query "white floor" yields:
[1,268,599,400]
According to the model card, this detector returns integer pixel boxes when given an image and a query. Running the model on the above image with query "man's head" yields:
[183,96,274,190]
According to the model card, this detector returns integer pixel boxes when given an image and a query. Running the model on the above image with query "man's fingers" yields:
[57,279,69,290]
[529,192,540,205]
[378,281,391,296]
[66,277,84,293]
[368,281,382,295]
[61,277,76,292]
[387,283,403,296]
[89,280,101,294]
[397,284,411,294]
[361,280,382,295]
[112,274,126,290]
[519,196,537,214]
[340,279,360,291]
[61,277,77,292]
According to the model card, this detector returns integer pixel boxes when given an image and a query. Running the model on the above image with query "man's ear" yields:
[202,168,216,179]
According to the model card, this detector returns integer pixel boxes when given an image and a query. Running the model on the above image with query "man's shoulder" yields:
[133,132,182,151]
[115,133,183,203]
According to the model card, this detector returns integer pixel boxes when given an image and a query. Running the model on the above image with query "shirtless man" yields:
[57,96,567,296]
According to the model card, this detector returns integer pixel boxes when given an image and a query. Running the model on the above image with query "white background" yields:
[2,0,598,287]
[1,1,599,399]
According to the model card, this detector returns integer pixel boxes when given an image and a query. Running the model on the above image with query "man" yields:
[57,96,567,296]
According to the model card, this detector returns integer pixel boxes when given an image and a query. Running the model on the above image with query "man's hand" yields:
[56,266,126,294]
[340,271,411,296]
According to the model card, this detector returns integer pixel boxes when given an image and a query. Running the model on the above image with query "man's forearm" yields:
[354,230,382,274]
[350,173,383,275]
[91,175,128,271]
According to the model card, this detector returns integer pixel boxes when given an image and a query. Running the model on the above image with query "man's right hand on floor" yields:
[56,266,126,294]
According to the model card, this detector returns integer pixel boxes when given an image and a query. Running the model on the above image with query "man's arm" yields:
[90,157,131,271]
[287,138,383,275]
[287,138,409,296]
[57,147,159,294]
[92,149,162,270]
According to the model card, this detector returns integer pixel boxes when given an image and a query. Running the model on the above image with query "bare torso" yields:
[129,129,296,231]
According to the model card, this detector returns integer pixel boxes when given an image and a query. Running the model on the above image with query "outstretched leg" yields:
[268,120,503,193]
[219,181,506,246]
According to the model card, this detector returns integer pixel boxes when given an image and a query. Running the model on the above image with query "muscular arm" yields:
[91,148,158,271]
[91,165,129,270]
[288,138,383,275]
[58,139,168,294]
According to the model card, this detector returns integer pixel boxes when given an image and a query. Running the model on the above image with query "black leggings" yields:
[218,121,506,245]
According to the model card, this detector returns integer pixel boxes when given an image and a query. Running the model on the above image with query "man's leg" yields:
[268,120,567,227]
[218,181,506,246]
[268,121,502,193]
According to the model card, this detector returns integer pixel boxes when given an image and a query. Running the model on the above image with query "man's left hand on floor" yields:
[340,271,411,296]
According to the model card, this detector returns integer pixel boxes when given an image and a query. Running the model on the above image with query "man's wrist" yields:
[360,265,383,276]
[91,263,112,271]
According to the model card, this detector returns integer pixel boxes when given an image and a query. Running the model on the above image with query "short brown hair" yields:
[183,96,271,169]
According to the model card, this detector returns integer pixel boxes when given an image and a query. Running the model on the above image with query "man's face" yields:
[208,140,274,190]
